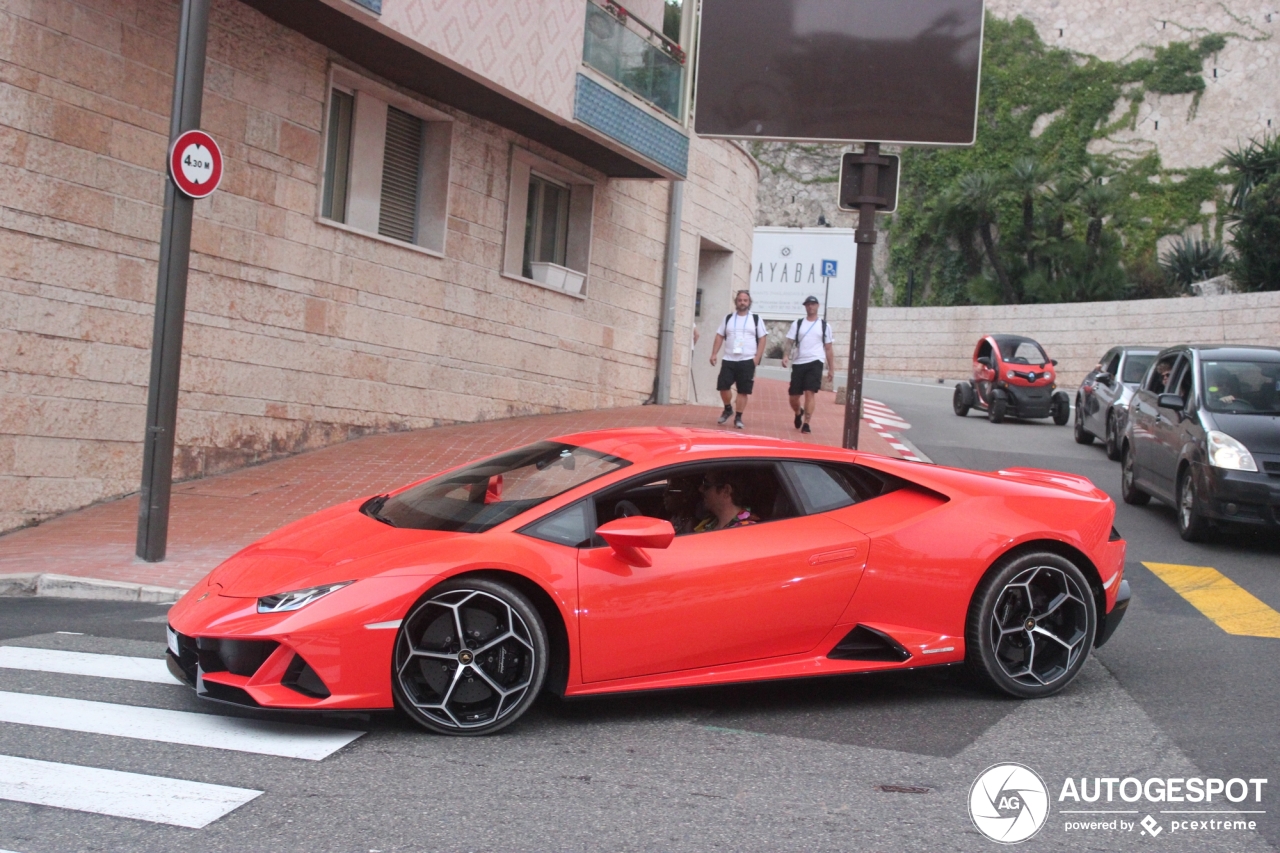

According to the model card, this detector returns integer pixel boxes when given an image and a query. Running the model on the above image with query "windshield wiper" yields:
[362,494,395,526]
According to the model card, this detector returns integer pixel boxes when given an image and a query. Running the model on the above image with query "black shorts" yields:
[789,360,824,395]
[717,359,756,394]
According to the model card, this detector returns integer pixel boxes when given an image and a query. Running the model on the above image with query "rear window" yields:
[1121,353,1156,384]
[367,442,629,532]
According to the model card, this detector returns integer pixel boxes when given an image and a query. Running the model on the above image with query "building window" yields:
[320,69,453,253]
[504,148,595,297]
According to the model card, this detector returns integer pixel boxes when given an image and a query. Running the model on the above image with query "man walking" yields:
[709,290,767,429]
[781,295,835,434]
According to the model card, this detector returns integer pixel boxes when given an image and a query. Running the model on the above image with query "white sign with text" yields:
[749,228,858,318]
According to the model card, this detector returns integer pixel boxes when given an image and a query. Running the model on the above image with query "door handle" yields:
[809,546,865,566]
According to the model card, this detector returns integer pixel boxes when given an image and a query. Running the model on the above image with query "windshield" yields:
[370,441,630,532]
[1201,359,1280,414]
[997,339,1048,365]
[1121,353,1156,384]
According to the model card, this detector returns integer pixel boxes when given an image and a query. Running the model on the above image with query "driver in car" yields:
[693,470,760,532]
[662,476,702,534]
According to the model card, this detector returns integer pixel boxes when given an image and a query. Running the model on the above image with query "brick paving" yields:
[0,378,902,591]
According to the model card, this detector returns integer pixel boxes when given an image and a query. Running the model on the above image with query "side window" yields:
[976,340,993,363]
[781,462,900,515]
[1173,358,1193,399]
[504,147,595,297]
[1103,351,1121,376]
[321,72,453,253]
[520,500,593,548]
[1145,355,1178,393]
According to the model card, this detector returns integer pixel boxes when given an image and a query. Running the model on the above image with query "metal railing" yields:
[583,1,685,120]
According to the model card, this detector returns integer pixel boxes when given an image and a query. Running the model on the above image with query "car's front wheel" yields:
[1052,392,1071,426]
[1121,443,1151,506]
[1177,468,1211,542]
[987,395,1007,423]
[393,577,548,736]
[1073,397,1093,443]
[1104,410,1123,461]
[966,551,1096,699]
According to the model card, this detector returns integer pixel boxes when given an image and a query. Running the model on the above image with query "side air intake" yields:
[828,625,912,662]
[282,654,331,699]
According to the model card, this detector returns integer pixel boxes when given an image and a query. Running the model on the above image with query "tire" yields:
[1104,411,1123,461]
[987,395,1007,423]
[953,383,971,416]
[1072,397,1093,443]
[1177,468,1211,542]
[1121,443,1151,506]
[393,577,549,735]
[1052,392,1071,426]
[965,550,1096,699]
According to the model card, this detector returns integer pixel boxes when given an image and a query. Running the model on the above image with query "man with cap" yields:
[781,295,835,434]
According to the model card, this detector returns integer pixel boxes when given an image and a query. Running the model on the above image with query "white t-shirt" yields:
[786,317,834,365]
[716,312,768,361]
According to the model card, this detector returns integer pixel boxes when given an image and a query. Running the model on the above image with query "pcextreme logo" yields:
[969,763,1050,844]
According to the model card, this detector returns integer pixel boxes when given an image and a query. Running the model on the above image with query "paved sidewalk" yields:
[0,378,903,592]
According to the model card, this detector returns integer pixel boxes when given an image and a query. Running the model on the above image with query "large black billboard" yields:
[694,0,985,145]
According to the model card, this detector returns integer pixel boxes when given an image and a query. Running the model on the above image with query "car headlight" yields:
[257,581,353,614]
[1207,431,1258,472]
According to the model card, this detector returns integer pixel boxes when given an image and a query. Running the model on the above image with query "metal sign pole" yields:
[136,0,210,562]
[841,142,881,450]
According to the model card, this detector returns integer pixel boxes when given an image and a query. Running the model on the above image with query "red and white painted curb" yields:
[863,399,926,462]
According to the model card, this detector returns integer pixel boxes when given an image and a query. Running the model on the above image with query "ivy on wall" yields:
[887,15,1233,306]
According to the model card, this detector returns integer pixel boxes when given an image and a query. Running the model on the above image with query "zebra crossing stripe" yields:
[0,691,363,760]
[0,646,182,685]
[0,754,261,828]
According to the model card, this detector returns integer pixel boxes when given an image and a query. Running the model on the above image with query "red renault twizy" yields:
[954,335,1071,425]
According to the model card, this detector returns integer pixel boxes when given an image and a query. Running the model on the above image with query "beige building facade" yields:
[0,0,759,532]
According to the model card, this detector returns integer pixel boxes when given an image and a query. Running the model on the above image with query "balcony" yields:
[583,1,685,121]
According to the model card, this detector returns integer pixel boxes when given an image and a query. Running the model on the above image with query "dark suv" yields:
[1121,345,1280,541]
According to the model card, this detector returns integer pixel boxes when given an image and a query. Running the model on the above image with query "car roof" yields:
[1159,345,1280,361]
[553,427,844,466]
[1118,346,1160,353]
[990,334,1042,347]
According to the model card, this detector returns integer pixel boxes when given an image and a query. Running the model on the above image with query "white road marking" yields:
[0,692,364,760]
[0,646,182,685]
[0,755,261,829]
[863,399,924,462]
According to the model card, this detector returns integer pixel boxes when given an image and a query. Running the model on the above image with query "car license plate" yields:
[167,626,179,657]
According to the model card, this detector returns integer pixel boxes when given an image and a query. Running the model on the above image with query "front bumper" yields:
[1003,384,1054,419]
[1095,579,1131,648]
[1197,464,1280,528]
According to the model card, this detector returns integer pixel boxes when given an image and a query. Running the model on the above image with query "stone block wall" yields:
[864,291,1280,390]
[0,0,757,532]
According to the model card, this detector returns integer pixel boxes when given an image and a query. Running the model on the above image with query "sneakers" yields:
[794,412,804,429]
[801,423,811,434]
[734,414,745,430]
[717,405,733,425]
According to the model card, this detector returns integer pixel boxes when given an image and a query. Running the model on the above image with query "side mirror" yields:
[1051,359,1059,367]
[1097,372,1114,386]
[1158,393,1185,411]
[977,356,992,369]
[596,517,674,567]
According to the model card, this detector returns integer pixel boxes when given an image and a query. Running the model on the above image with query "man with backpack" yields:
[709,290,768,429]
[781,295,835,434]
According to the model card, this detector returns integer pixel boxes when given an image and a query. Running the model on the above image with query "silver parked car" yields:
[1074,346,1160,460]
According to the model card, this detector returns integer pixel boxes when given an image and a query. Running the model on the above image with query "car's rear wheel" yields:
[987,395,1007,423]
[1177,468,1211,542]
[1121,443,1151,506]
[393,577,548,736]
[953,383,972,416]
[1104,411,1123,461]
[1072,397,1093,443]
[966,551,1096,699]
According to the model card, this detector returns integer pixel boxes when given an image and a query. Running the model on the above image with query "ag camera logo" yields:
[970,763,1050,844]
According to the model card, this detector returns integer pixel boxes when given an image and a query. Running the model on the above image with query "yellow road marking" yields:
[1143,562,1280,639]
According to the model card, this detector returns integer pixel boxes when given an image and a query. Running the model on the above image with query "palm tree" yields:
[957,171,1017,303]
[1006,156,1055,275]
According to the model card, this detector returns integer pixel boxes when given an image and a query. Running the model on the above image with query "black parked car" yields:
[1074,346,1160,459]
[1121,345,1280,541]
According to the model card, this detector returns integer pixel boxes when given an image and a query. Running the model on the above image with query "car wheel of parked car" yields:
[988,396,1007,423]
[393,577,549,736]
[1121,443,1151,506]
[966,550,1096,698]
[1052,392,1070,426]
[1177,469,1211,542]
[1104,411,1123,461]
[1073,397,1093,443]
[953,383,972,416]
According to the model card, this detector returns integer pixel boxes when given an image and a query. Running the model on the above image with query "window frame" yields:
[502,146,596,299]
[317,66,454,257]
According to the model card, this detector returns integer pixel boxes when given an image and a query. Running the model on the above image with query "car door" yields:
[1130,352,1177,486]
[1148,355,1191,499]
[1089,350,1122,435]
[576,462,870,683]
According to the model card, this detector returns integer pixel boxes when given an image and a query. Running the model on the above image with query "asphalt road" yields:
[1,388,1277,852]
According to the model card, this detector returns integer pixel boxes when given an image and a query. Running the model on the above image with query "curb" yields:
[0,573,186,604]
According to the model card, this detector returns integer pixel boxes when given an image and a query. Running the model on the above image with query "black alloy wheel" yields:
[393,578,548,735]
[1073,397,1094,443]
[1177,468,1211,542]
[1105,411,1123,461]
[966,551,1096,699]
[1121,443,1151,506]
[953,383,971,417]
[988,396,1007,423]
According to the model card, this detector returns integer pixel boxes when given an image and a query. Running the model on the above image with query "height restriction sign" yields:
[168,129,223,199]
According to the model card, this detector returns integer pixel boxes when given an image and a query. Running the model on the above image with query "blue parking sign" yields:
[821,259,838,277]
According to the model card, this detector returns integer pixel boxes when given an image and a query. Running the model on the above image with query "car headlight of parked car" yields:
[257,581,353,614]
[1207,431,1258,472]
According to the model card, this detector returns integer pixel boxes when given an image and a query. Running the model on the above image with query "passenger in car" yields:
[662,476,702,534]
[693,470,760,532]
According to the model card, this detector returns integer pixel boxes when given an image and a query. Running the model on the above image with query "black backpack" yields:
[724,312,762,338]
[789,317,827,345]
